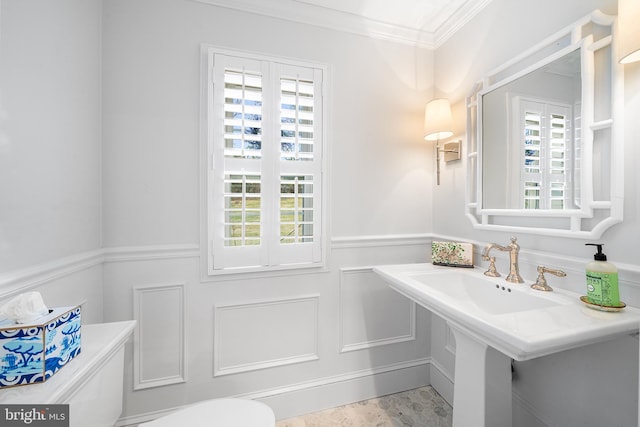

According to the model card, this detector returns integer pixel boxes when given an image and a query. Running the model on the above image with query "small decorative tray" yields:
[580,296,626,312]
[431,241,474,268]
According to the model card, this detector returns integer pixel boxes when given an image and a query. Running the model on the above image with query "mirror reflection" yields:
[481,48,581,210]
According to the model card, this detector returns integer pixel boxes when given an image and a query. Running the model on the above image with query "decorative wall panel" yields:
[214,295,320,376]
[133,283,186,390]
[340,268,416,352]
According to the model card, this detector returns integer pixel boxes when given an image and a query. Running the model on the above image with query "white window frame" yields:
[200,45,328,277]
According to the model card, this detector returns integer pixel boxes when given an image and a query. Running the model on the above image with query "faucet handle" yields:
[483,257,501,277]
[530,265,566,292]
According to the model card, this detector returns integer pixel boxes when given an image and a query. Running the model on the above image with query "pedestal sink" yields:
[373,263,640,427]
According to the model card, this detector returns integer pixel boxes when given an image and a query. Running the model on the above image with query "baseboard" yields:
[116,407,178,427]
[249,358,431,420]
[114,356,550,427]
[512,389,552,427]
[116,358,431,426]
[429,358,454,406]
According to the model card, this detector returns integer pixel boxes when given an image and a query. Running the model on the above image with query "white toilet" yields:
[138,398,276,427]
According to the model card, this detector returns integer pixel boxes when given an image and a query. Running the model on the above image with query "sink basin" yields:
[373,263,639,361]
[373,263,640,427]
[409,271,560,315]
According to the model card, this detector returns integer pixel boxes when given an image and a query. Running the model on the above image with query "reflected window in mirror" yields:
[481,48,581,211]
[516,99,575,210]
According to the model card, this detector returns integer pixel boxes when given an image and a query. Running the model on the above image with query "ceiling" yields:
[194,0,493,48]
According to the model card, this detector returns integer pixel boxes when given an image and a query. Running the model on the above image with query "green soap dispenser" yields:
[585,243,619,306]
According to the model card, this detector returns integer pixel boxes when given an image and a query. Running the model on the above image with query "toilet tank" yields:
[0,321,136,427]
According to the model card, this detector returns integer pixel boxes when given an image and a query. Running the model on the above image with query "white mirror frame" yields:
[465,10,623,238]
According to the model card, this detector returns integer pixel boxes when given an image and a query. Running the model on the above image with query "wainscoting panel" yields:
[214,295,320,376]
[133,283,186,390]
[340,268,416,352]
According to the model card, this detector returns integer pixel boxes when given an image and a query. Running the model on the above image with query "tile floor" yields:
[275,386,452,427]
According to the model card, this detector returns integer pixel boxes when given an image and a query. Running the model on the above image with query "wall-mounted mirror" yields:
[466,10,623,238]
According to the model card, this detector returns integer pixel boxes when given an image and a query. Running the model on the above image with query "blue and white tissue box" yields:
[431,241,474,267]
[0,306,81,388]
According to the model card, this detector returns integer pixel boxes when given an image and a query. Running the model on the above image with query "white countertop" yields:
[0,320,136,404]
[374,263,640,360]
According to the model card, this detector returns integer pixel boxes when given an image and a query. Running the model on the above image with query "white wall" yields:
[0,0,103,322]
[0,0,436,423]
[0,0,103,272]
[100,0,436,423]
[432,0,640,425]
[101,0,434,245]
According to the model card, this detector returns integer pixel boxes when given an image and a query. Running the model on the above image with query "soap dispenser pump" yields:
[585,243,620,307]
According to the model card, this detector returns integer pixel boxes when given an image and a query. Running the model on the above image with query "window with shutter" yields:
[515,98,573,210]
[205,47,326,275]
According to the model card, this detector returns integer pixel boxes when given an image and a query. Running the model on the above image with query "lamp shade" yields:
[424,98,454,141]
[619,0,640,64]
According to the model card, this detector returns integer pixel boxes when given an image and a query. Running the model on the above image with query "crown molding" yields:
[192,0,493,49]
[432,0,493,47]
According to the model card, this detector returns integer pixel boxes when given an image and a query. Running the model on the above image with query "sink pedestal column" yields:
[449,324,512,427]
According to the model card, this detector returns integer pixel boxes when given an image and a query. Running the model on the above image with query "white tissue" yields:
[0,291,49,324]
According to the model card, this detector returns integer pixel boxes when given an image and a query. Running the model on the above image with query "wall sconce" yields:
[424,98,461,185]
[619,0,640,64]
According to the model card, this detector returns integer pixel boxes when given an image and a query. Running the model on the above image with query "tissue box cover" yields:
[431,241,474,267]
[0,306,81,388]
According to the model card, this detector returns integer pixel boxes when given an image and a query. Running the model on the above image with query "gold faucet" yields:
[482,237,524,283]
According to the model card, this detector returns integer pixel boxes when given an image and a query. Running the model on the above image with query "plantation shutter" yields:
[522,107,543,209]
[208,50,323,273]
[517,99,572,210]
[276,63,323,266]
